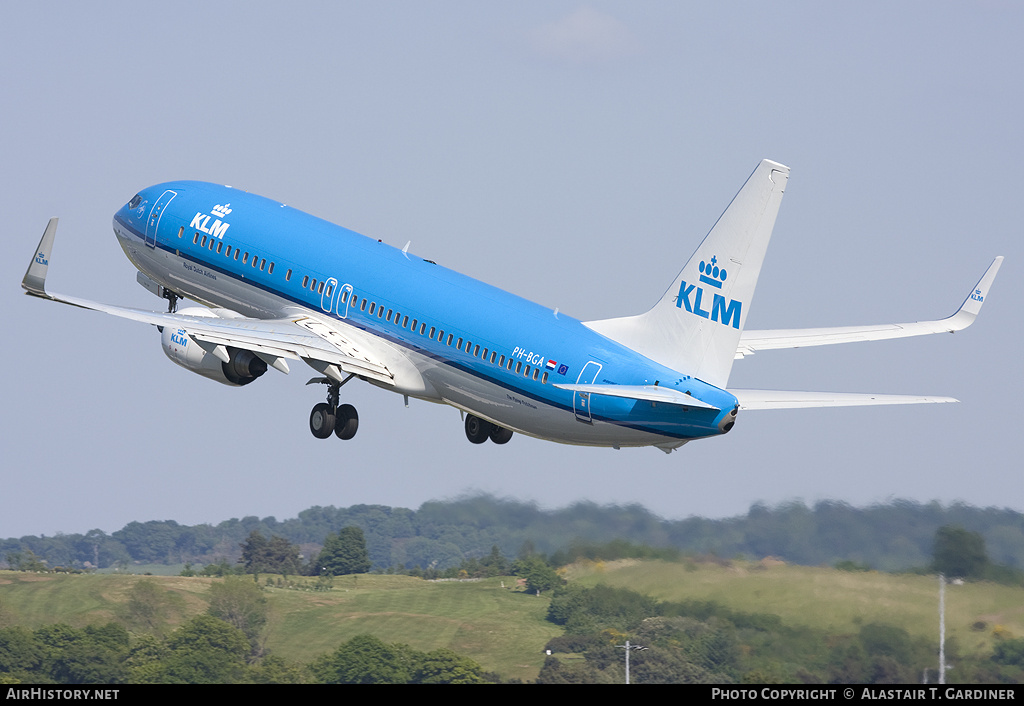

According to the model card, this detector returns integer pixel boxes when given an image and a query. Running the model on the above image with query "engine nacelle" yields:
[160,307,268,386]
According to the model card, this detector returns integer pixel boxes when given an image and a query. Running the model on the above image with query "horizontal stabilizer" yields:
[737,257,1003,357]
[729,389,958,410]
[554,383,720,411]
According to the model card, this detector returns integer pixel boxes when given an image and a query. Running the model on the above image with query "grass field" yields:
[3,561,1022,679]
[0,572,558,681]
[567,558,1024,657]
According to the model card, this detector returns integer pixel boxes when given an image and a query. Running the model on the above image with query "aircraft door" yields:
[145,190,177,248]
[573,361,603,423]
[320,277,339,314]
[336,283,353,318]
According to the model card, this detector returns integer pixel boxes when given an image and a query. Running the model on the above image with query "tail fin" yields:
[585,159,789,388]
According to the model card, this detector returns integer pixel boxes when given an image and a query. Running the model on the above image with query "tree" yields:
[512,555,563,594]
[123,580,182,636]
[312,634,412,684]
[0,627,45,681]
[240,531,302,576]
[239,531,270,575]
[933,525,988,579]
[5,550,47,572]
[480,545,511,577]
[207,576,268,657]
[317,527,371,576]
[140,615,250,684]
[993,638,1024,667]
[412,648,486,684]
[48,624,130,685]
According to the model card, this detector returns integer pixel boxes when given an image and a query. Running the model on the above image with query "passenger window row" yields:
[185,228,278,276]
[337,289,550,385]
[180,225,548,385]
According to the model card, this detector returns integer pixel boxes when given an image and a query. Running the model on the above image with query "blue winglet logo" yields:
[971,288,984,302]
[35,252,48,266]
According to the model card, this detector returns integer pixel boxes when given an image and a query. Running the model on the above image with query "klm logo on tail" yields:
[675,255,742,328]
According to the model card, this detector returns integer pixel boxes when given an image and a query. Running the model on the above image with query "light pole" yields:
[617,640,648,684]
[939,573,947,684]
[935,574,957,683]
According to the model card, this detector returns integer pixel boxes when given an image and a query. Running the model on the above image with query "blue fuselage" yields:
[113,181,738,448]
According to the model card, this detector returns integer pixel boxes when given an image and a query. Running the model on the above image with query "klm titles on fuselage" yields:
[190,203,233,240]
[675,255,742,329]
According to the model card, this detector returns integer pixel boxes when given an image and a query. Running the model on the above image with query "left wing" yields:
[736,257,1002,358]
[23,218,394,385]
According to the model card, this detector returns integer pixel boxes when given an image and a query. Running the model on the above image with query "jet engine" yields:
[159,307,268,386]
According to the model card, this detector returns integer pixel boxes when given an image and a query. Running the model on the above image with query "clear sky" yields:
[3,2,1020,538]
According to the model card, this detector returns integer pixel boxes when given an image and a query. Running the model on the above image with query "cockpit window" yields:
[128,194,142,209]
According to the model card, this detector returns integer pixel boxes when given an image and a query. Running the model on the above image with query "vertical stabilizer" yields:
[585,160,789,388]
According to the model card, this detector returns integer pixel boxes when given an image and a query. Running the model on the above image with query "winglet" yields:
[948,255,1003,326]
[23,218,58,298]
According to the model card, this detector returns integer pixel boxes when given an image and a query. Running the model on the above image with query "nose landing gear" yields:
[308,375,359,441]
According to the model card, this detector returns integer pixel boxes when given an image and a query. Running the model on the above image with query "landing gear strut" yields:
[308,375,359,441]
[464,414,513,445]
[162,289,180,313]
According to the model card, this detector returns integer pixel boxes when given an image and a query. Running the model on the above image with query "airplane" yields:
[22,160,1002,453]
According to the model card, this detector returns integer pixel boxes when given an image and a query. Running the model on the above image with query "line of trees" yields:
[4,496,1024,577]
[0,617,489,684]
[179,527,373,579]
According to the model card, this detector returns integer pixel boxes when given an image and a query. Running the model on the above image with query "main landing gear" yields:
[308,375,359,441]
[464,414,513,445]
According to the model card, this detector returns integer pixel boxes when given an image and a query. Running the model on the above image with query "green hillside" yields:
[0,571,558,681]
[567,558,1024,658]
[3,560,1023,681]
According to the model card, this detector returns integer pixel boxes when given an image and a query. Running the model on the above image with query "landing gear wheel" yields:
[489,425,513,445]
[334,404,359,440]
[309,403,336,439]
[465,414,493,444]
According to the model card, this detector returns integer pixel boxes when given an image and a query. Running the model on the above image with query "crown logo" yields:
[211,203,232,218]
[698,255,727,289]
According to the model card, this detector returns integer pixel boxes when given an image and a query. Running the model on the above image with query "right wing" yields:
[22,218,394,385]
[735,257,1003,358]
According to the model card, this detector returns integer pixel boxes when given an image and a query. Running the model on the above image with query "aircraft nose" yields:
[116,190,149,228]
